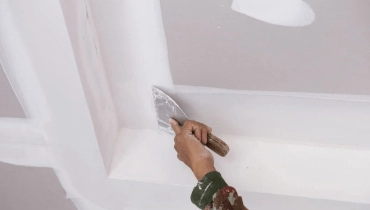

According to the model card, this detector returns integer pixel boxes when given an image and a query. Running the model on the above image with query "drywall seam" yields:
[59,0,120,173]
[175,85,370,103]
[0,142,50,167]
[0,118,45,145]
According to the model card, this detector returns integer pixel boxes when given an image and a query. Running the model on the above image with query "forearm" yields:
[169,120,246,209]
[192,159,216,181]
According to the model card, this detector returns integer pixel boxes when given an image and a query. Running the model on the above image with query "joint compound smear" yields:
[231,0,315,26]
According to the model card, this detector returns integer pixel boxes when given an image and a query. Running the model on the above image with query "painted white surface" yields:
[174,85,370,148]
[0,0,106,208]
[232,0,315,26]
[109,128,195,184]
[0,118,48,167]
[241,191,370,210]
[0,1,194,210]
[0,118,44,145]
[59,0,119,172]
[110,120,370,204]
[1,0,370,209]
[88,0,174,130]
[86,0,370,205]
[0,143,49,167]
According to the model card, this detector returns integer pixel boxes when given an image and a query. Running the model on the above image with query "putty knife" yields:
[152,86,229,157]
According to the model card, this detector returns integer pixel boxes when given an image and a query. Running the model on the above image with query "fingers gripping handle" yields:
[206,133,229,157]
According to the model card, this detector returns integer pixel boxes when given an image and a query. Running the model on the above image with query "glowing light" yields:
[232,0,315,27]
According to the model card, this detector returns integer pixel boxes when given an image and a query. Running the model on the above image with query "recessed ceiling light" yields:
[231,0,315,27]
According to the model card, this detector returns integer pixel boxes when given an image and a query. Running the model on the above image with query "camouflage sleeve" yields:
[191,171,248,210]
[205,186,248,210]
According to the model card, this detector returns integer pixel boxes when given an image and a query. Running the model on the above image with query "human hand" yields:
[170,119,216,181]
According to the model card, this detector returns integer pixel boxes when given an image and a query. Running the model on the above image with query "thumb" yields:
[169,118,181,134]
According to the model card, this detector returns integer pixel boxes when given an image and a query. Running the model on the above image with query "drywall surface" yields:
[0,162,77,210]
[174,85,370,148]
[161,0,370,95]
[0,1,195,210]
[59,0,119,172]
[1,0,370,209]
[0,63,25,118]
[110,123,370,204]
[242,191,370,210]
[88,0,174,130]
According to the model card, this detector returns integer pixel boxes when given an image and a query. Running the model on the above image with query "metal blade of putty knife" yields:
[152,86,230,157]
[152,86,188,135]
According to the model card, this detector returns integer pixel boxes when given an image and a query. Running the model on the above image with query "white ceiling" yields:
[0,162,76,210]
[1,0,370,209]
[161,0,370,95]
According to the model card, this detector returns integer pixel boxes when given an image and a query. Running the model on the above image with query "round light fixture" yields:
[231,0,315,27]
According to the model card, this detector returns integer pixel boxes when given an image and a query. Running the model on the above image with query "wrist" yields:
[192,161,216,181]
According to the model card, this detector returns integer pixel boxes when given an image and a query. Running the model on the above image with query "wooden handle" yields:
[206,133,229,157]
